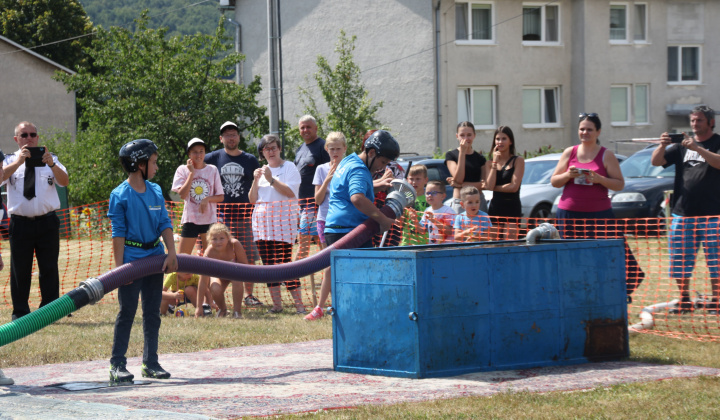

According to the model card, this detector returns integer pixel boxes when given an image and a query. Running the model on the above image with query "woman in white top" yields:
[249,134,305,314]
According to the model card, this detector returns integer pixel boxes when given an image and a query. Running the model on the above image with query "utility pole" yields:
[218,1,242,86]
[267,0,280,136]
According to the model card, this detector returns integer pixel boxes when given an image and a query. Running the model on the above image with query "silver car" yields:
[484,152,626,219]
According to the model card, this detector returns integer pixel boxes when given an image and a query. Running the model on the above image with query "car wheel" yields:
[530,203,552,219]
[639,202,667,237]
[526,203,552,229]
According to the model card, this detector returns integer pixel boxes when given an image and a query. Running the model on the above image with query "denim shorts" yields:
[298,207,318,236]
[668,215,720,278]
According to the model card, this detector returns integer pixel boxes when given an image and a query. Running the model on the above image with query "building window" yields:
[610,4,627,41]
[634,84,649,124]
[633,4,647,42]
[610,84,650,125]
[522,86,560,127]
[610,86,630,125]
[456,2,494,42]
[522,3,559,44]
[668,46,701,83]
[610,3,647,44]
[458,87,496,129]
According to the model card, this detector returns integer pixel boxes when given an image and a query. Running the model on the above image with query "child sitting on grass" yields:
[420,180,456,244]
[454,186,492,243]
[399,164,430,246]
[160,272,199,316]
[196,223,248,318]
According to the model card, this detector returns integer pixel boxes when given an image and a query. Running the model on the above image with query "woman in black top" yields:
[485,126,524,239]
[445,121,490,213]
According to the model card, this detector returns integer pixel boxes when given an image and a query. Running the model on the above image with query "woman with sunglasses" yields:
[550,113,644,298]
[249,134,306,314]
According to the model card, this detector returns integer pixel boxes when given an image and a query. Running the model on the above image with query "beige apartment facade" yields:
[439,0,720,155]
[234,0,718,156]
[0,35,76,154]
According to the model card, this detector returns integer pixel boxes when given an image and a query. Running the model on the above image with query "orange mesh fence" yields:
[2,199,719,342]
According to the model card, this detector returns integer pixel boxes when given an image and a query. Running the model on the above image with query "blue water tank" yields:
[331,240,628,378]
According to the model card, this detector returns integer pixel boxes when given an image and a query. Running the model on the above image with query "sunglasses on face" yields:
[578,113,599,120]
[19,132,38,138]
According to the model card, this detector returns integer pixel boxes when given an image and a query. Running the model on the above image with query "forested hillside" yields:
[79,0,224,36]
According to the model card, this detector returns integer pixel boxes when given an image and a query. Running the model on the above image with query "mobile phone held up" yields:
[25,146,46,168]
[669,133,685,144]
[574,168,592,186]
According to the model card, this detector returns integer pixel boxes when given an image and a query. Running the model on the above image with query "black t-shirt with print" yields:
[664,133,720,216]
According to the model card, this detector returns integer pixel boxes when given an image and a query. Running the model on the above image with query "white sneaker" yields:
[0,369,14,386]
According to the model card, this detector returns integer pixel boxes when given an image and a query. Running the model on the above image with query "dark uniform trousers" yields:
[9,212,60,317]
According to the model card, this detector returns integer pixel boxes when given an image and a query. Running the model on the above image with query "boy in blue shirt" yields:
[107,139,178,384]
[324,130,399,247]
[453,186,492,242]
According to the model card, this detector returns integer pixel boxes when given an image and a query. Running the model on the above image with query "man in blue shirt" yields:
[324,130,400,247]
[205,121,263,308]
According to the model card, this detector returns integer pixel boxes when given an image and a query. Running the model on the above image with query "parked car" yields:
[396,158,454,200]
[611,146,674,218]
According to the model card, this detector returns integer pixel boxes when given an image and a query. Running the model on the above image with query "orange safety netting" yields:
[1,199,719,342]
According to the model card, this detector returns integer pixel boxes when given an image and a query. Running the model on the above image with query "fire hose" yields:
[0,181,417,348]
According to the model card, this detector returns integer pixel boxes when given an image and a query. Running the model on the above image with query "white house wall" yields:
[235,0,438,155]
[0,40,76,154]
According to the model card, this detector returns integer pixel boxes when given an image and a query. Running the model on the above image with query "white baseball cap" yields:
[187,137,206,152]
[220,121,239,133]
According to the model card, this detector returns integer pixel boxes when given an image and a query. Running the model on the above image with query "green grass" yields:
[1,303,719,419]
[2,235,720,418]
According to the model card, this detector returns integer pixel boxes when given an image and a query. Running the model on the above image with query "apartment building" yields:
[233,1,719,156]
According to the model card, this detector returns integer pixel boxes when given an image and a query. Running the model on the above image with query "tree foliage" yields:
[79,0,222,38]
[0,0,94,70]
[51,14,267,205]
[290,30,383,156]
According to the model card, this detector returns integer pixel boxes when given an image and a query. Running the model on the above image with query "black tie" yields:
[23,165,35,200]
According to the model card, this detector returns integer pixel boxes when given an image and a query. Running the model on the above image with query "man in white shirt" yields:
[2,121,69,321]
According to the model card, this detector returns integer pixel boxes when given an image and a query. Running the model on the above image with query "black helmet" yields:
[119,139,158,173]
[364,130,400,161]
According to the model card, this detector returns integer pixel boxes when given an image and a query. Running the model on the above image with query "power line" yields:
[0,0,214,57]
[2,0,559,117]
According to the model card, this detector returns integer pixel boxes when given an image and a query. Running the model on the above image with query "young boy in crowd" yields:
[107,139,178,384]
[305,132,347,321]
[160,272,199,316]
[399,165,430,246]
[453,186,492,243]
[420,180,456,244]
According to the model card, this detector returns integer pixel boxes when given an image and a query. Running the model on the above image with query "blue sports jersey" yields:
[453,211,492,233]
[324,153,373,234]
[108,180,173,263]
